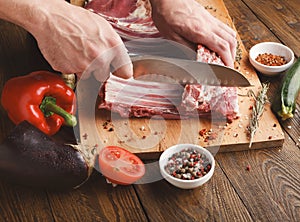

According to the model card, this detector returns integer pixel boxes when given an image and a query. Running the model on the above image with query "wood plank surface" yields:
[47,173,148,222]
[241,0,300,58]
[134,1,300,221]
[219,1,300,221]
[228,0,300,147]
[134,161,253,222]
[223,0,300,145]
[216,136,300,221]
[0,182,54,222]
[0,0,299,222]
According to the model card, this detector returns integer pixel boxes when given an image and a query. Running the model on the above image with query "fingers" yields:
[211,35,235,67]
[217,19,236,39]
[199,4,237,66]
[183,3,237,66]
[110,44,133,79]
[209,28,237,67]
[78,43,133,82]
[192,22,237,67]
[216,34,237,68]
[113,63,133,79]
[82,18,133,81]
[215,20,237,65]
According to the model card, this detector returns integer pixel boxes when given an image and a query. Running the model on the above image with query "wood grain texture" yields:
[224,0,300,57]
[219,1,300,221]
[216,134,300,221]
[0,1,299,222]
[0,182,53,222]
[47,173,148,222]
[241,0,300,57]
[224,0,300,147]
[134,161,253,222]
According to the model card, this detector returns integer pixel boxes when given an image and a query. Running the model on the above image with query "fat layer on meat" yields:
[98,45,239,122]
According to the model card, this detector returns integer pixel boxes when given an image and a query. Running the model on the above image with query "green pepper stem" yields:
[43,99,77,127]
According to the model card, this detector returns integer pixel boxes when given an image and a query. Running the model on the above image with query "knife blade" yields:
[131,55,252,87]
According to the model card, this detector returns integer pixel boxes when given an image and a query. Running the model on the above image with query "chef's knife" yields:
[131,55,252,87]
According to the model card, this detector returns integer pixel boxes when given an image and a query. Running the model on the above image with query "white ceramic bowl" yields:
[159,144,215,189]
[249,42,294,76]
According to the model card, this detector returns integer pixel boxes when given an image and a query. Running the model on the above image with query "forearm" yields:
[0,0,68,34]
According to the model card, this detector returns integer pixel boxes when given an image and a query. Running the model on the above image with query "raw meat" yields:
[98,44,239,122]
[98,75,238,122]
[196,45,224,65]
[181,84,239,122]
[87,0,239,121]
[84,0,160,39]
[98,75,184,119]
[85,0,139,18]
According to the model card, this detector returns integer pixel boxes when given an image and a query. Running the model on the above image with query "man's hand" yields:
[150,0,237,67]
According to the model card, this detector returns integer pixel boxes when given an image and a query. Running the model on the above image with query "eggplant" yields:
[0,121,92,190]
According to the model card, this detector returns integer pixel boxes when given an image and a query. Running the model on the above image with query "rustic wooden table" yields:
[0,0,299,221]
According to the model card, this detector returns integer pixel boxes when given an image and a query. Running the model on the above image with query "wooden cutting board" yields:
[75,0,284,159]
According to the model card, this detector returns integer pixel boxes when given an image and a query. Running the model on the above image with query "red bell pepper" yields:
[1,71,77,135]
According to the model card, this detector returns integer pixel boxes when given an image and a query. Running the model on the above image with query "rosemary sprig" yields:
[248,83,270,148]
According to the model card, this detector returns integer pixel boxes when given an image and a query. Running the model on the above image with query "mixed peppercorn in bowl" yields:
[249,42,294,76]
[159,144,215,189]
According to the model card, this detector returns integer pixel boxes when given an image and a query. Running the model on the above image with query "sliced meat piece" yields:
[98,45,238,121]
[98,75,183,118]
[85,0,138,18]
[98,76,239,121]
[85,0,159,39]
[181,84,239,122]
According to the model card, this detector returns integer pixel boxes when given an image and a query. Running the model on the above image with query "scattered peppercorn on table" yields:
[0,0,299,221]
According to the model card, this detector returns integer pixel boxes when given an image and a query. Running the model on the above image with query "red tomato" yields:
[98,146,145,185]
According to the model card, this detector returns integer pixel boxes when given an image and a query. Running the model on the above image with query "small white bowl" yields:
[159,144,215,189]
[249,42,294,76]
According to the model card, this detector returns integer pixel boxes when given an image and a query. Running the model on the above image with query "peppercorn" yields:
[164,148,211,180]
